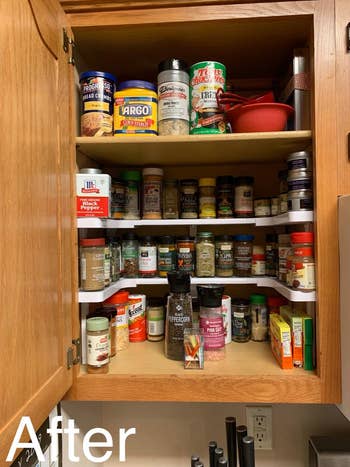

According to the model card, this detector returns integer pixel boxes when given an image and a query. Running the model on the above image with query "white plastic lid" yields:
[142,168,164,177]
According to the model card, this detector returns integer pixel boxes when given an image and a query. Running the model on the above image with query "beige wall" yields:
[62,402,350,466]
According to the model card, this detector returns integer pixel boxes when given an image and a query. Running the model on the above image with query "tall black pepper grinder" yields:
[236,425,247,467]
[191,455,200,467]
[225,416,237,467]
[209,441,217,467]
[214,448,224,467]
[242,436,255,467]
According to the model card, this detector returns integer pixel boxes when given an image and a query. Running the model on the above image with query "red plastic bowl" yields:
[226,103,294,133]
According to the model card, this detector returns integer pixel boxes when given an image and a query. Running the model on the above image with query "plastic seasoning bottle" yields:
[215,235,234,277]
[104,291,130,351]
[233,235,254,277]
[234,176,254,217]
[216,176,234,218]
[122,233,139,278]
[163,179,179,219]
[86,317,110,374]
[142,168,164,219]
[290,232,316,291]
[121,170,141,219]
[79,238,105,291]
[250,294,268,342]
[196,232,215,277]
[158,58,189,135]
[139,235,157,278]
[199,178,216,218]
[158,236,177,277]
[176,236,195,276]
[146,297,165,342]
[180,179,198,218]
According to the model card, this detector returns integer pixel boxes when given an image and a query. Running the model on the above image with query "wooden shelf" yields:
[79,277,316,303]
[66,340,320,403]
[76,131,312,167]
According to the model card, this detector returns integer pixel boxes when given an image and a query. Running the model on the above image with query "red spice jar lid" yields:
[252,254,265,260]
[104,290,129,305]
[80,237,105,247]
[290,232,314,244]
[267,296,288,308]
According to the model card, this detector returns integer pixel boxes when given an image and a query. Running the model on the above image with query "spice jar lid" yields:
[252,253,265,260]
[267,296,288,307]
[141,235,155,243]
[180,179,198,186]
[232,298,250,307]
[235,176,254,185]
[266,233,278,243]
[86,316,109,331]
[79,168,102,174]
[164,179,178,185]
[112,178,125,185]
[80,70,117,83]
[90,307,116,320]
[123,232,138,241]
[104,290,129,305]
[147,297,165,307]
[142,167,164,177]
[234,234,254,242]
[158,58,188,72]
[158,235,175,244]
[118,80,157,92]
[217,175,234,185]
[290,232,314,244]
[197,232,214,239]
[278,234,290,244]
[250,294,266,305]
[176,236,195,242]
[121,170,141,182]
[80,237,105,247]
[215,235,232,242]
[199,177,216,187]
[197,285,224,308]
[167,271,191,293]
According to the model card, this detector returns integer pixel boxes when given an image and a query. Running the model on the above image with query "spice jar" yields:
[104,291,129,351]
[254,198,271,217]
[234,234,254,277]
[110,238,121,282]
[146,297,165,341]
[180,179,198,219]
[139,236,157,278]
[196,232,215,277]
[121,170,141,219]
[163,179,179,219]
[111,178,126,219]
[290,232,316,291]
[158,58,189,136]
[279,170,288,214]
[278,234,292,283]
[271,196,279,216]
[250,294,268,342]
[287,150,312,171]
[232,298,251,343]
[104,243,111,287]
[252,245,266,276]
[86,317,110,374]
[122,233,139,278]
[199,177,216,219]
[215,235,234,277]
[267,296,287,316]
[234,176,254,217]
[288,189,313,212]
[216,176,234,218]
[87,307,115,357]
[158,236,176,277]
[176,236,195,276]
[265,233,278,277]
[80,238,105,291]
[142,167,164,219]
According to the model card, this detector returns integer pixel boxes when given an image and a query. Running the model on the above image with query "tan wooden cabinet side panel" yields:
[0,0,75,463]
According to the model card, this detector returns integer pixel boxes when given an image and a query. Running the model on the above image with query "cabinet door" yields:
[0,0,75,462]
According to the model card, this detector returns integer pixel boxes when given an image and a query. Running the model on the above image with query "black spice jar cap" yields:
[217,175,235,185]
[197,285,224,308]
[141,235,155,243]
[167,271,191,293]
[123,232,138,241]
[215,235,233,242]
[266,233,278,243]
[158,58,188,72]
[176,236,195,242]
[158,235,175,244]
[235,176,254,185]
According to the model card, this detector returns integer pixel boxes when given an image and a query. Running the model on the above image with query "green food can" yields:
[189,61,226,135]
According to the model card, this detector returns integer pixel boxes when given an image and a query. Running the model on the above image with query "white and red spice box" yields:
[76,168,111,218]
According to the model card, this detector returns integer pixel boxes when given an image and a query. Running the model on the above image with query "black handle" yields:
[225,416,237,467]
[209,441,217,467]
[191,455,200,467]
[237,425,248,467]
[242,436,255,467]
[215,448,224,467]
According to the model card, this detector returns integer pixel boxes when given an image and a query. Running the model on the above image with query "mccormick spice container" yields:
[80,71,116,137]
[234,177,254,217]
[128,294,147,342]
[215,235,234,277]
[158,58,189,135]
[199,178,216,218]
[290,232,316,291]
[121,170,141,219]
[180,179,198,218]
[158,236,177,277]
[146,297,165,342]
[111,179,125,219]
[216,176,234,218]
[232,298,251,343]
[252,245,266,276]
[163,179,179,219]
[80,238,105,291]
[104,291,130,351]
[139,236,157,278]
[114,80,157,136]
[86,317,110,374]
[76,168,111,218]
[176,236,195,275]
[250,294,268,342]
[254,198,271,217]
[190,61,226,134]
[142,168,163,219]
[196,232,215,277]
[234,234,254,277]
[122,233,139,278]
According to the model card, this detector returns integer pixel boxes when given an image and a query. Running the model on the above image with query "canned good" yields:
[189,61,226,134]
[254,198,271,217]
[287,169,312,192]
[288,189,313,211]
[128,294,147,342]
[114,80,157,136]
[80,71,116,137]
[287,151,312,171]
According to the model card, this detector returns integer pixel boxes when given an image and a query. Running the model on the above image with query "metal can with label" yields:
[128,294,147,342]
[189,61,226,134]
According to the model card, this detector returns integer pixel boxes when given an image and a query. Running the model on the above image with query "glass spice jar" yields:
[110,237,121,282]
[196,232,215,277]
[104,243,111,287]
[278,234,292,283]
[215,235,234,277]
[86,317,110,374]
[250,294,268,342]
[265,233,278,277]
[279,169,288,214]
[252,244,266,276]
[254,198,271,217]
[122,232,139,278]
[146,297,165,341]
[142,167,164,219]
[180,179,198,218]
[87,307,115,357]
[271,196,279,216]
[158,236,177,277]
[121,170,141,220]
[163,179,179,219]
[199,177,216,218]
[111,178,126,219]
[234,176,254,217]
[216,175,234,218]
[233,234,254,277]
[176,236,195,276]
[139,235,157,278]
[290,232,316,291]
[79,237,105,291]
[232,298,251,343]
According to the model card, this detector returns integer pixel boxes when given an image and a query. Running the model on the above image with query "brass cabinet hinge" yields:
[67,338,81,369]
[63,28,76,66]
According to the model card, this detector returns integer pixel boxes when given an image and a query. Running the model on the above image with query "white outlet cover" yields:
[246,406,273,450]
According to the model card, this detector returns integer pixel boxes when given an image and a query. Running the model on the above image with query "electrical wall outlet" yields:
[246,406,273,450]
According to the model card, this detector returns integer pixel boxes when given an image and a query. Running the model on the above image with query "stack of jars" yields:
[287,151,313,212]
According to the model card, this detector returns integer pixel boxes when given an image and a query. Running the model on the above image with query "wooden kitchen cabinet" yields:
[1,0,347,462]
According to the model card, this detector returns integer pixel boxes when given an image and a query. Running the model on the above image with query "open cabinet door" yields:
[0,0,76,462]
